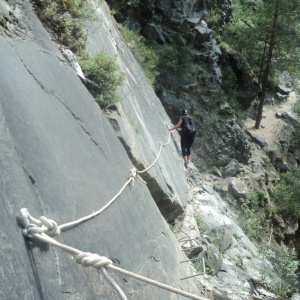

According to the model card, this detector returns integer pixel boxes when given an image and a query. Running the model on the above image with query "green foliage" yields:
[238,190,267,240]
[195,216,205,232]
[273,170,300,219]
[240,189,266,210]
[206,267,217,276]
[192,258,205,273]
[293,97,300,116]
[32,0,97,53]
[224,96,246,125]
[129,0,140,8]
[120,25,159,85]
[155,44,201,83]
[78,52,125,107]
[119,25,202,86]
[290,123,300,149]
[129,119,142,133]
[205,9,219,28]
[56,12,86,52]
[168,222,174,231]
[221,0,300,81]
[211,115,222,129]
[259,243,299,295]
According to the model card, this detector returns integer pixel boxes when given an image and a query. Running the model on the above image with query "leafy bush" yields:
[78,52,125,107]
[55,12,86,52]
[259,243,299,296]
[32,0,96,53]
[240,189,267,210]
[120,25,159,85]
[195,216,205,232]
[238,190,267,240]
[273,170,300,219]
[293,98,300,116]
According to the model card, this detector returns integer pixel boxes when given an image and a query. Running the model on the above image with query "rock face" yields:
[85,3,189,222]
[0,0,199,299]
[106,0,251,172]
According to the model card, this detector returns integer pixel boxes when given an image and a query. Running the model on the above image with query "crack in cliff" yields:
[134,231,166,274]
[117,136,183,222]
[17,53,107,156]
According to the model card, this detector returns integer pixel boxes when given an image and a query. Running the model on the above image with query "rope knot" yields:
[129,167,147,186]
[39,216,61,236]
[130,168,137,179]
[75,252,112,269]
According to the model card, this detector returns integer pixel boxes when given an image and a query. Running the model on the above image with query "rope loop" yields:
[39,216,61,236]
[75,252,112,269]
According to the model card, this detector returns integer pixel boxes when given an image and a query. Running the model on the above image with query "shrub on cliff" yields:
[273,170,300,219]
[78,52,125,107]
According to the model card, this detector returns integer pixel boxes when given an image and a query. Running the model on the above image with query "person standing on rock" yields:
[168,109,196,167]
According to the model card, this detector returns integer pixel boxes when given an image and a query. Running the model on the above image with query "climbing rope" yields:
[58,129,170,233]
[17,126,208,300]
[137,126,171,175]
[18,211,208,300]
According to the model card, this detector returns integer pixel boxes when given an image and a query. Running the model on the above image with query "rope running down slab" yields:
[60,129,170,233]
[17,127,208,299]
[27,230,208,300]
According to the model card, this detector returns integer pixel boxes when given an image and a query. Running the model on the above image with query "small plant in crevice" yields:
[192,258,205,273]
[78,51,125,108]
[129,118,142,133]
[168,222,175,232]
[195,216,205,233]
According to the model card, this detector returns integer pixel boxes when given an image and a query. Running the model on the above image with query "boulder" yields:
[221,159,245,178]
[228,178,248,199]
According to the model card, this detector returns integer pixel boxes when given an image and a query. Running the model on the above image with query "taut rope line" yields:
[17,126,208,299]
[137,127,171,175]
[59,129,170,232]
[18,220,208,300]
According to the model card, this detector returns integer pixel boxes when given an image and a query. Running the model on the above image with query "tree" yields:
[221,0,300,127]
[255,0,280,129]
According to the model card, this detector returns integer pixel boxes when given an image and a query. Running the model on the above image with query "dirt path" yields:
[244,91,298,149]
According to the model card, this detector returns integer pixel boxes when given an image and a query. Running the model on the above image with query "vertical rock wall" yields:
[0,0,201,299]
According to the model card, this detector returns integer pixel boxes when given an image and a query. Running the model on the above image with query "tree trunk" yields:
[255,0,281,129]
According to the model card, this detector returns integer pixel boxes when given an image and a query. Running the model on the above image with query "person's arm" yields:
[168,118,183,131]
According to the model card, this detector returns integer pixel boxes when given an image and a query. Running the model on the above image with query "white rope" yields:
[58,176,134,232]
[17,125,204,300]
[58,126,170,231]
[27,229,208,300]
[137,128,171,175]
[29,231,127,299]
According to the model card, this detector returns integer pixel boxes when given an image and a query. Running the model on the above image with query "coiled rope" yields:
[17,126,208,300]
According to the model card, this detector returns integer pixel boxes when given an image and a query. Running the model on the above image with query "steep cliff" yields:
[0,0,201,299]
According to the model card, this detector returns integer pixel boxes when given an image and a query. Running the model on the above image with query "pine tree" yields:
[222,0,300,128]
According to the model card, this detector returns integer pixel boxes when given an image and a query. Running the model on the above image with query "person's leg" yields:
[186,137,194,164]
[181,136,188,166]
